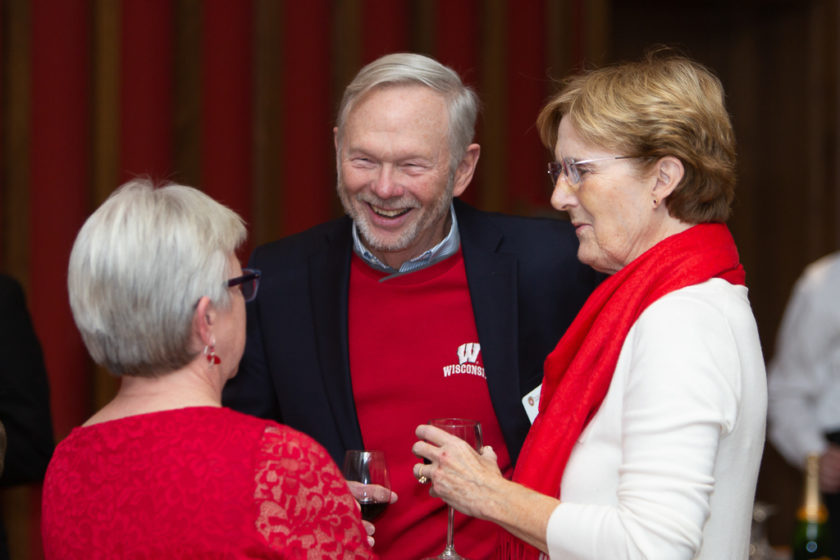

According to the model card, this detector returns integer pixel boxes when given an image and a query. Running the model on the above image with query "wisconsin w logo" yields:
[444,342,485,379]
[457,342,481,365]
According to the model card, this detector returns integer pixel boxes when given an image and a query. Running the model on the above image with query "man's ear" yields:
[652,156,684,202]
[452,143,481,198]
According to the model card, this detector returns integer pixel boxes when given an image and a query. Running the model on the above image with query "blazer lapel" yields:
[456,202,525,458]
[307,219,364,453]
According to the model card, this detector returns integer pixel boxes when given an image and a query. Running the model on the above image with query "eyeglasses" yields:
[227,268,261,303]
[547,156,638,187]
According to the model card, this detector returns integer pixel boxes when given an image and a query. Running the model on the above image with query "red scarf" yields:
[499,223,745,559]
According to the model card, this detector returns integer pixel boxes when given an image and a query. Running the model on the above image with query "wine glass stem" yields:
[444,506,456,554]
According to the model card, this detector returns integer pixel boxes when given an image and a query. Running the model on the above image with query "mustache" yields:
[354,193,420,210]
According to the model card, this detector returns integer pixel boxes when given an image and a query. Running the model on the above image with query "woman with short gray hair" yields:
[42,180,375,559]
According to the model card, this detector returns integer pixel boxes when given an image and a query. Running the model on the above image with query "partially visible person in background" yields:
[41,180,375,559]
[0,273,55,560]
[768,251,840,548]
[413,50,767,559]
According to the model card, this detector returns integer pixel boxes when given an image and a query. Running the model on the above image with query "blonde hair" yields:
[537,49,736,223]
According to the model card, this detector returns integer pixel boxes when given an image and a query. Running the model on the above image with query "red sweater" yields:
[349,251,512,560]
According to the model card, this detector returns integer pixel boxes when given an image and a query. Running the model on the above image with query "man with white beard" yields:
[223,52,600,560]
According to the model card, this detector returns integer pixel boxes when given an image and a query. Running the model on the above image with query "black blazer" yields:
[223,200,600,466]
[0,274,55,486]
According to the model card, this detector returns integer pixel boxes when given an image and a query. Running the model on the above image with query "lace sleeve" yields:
[253,424,375,559]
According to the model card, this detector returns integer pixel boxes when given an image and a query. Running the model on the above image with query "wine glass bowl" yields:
[424,418,483,560]
[342,450,391,522]
[430,418,483,450]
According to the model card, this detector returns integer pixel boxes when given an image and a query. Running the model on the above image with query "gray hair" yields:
[67,179,246,377]
[335,53,479,172]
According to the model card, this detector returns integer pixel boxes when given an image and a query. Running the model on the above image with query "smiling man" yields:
[335,84,474,270]
[223,53,600,560]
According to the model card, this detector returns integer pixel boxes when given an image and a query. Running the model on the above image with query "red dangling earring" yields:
[204,344,220,365]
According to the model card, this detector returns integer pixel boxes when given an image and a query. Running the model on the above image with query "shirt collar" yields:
[351,204,460,274]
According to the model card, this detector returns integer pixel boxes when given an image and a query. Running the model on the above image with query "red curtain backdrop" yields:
[281,0,333,235]
[120,0,174,183]
[202,0,254,252]
[29,0,91,452]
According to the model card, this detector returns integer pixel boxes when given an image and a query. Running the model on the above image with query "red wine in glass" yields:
[342,450,391,522]
[359,500,388,522]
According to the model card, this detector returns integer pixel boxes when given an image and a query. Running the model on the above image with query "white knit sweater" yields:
[545,279,767,560]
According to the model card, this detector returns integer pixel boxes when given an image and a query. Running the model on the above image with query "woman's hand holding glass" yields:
[412,422,502,519]
[414,423,564,556]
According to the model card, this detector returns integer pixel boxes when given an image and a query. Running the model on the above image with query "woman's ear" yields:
[652,156,684,202]
[192,296,216,348]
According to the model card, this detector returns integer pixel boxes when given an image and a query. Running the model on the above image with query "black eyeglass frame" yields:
[227,268,261,303]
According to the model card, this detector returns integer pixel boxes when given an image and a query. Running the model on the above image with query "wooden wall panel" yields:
[173,0,201,188]
[2,0,31,282]
[252,0,283,245]
[477,0,507,212]
[90,0,121,427]
[91,1,120,206]
[0,0,4,262]
[1,3,35,558]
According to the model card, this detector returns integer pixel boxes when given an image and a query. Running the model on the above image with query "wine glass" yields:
[424,418,483,560]
[342,450,391,522]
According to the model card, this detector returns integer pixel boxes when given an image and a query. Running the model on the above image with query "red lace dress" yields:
[41,407,375,559]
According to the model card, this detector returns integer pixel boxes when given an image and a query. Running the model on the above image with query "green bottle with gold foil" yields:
[793,453,833,560]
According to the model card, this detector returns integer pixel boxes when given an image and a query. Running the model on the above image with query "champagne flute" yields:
[424,418,483,560]
[342,450,391,522]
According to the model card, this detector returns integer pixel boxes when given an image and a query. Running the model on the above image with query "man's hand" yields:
[346,481,398,548]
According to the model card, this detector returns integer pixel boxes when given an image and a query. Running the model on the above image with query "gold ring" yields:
[416,465,430,484]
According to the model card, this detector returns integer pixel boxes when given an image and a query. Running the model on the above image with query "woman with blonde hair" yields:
[413,51,766,559]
